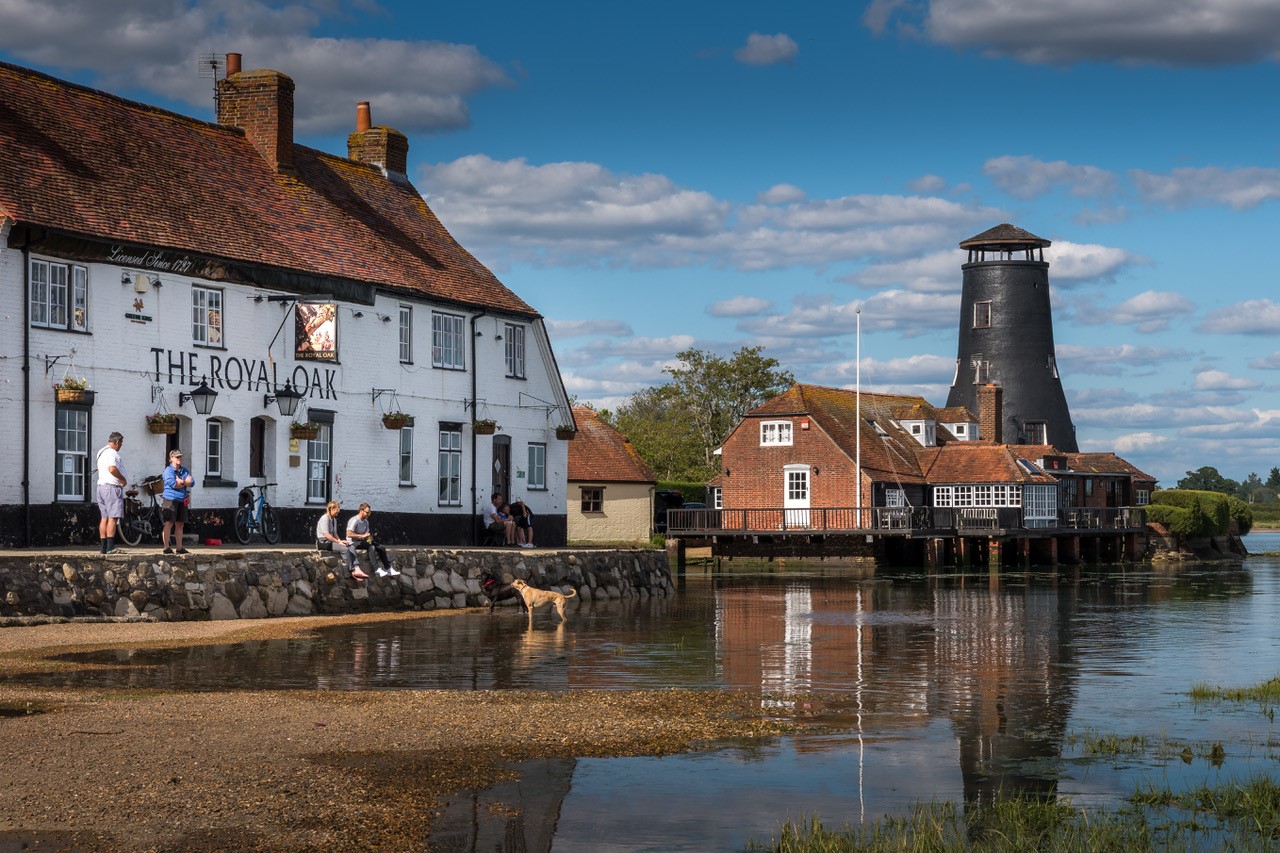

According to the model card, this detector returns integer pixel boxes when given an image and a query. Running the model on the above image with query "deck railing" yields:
[665,505,1146,537]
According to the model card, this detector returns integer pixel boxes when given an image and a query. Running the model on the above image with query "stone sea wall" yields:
[0,549,673,621]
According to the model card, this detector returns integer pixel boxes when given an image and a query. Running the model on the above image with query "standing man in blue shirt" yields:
[161,448,194,555]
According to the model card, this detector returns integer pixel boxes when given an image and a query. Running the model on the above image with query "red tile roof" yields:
[568,406,656,484]
[0,61,535,315]
[1066,452,1156,480]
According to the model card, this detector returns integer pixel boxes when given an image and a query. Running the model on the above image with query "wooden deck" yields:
[665,505,1146,539]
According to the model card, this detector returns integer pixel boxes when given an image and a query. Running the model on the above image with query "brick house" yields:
[567,407,656,543]
[713,382,1155,528]
[0,55,573,546]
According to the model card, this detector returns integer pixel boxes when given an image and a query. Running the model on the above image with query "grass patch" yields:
[747,777,1280,852]
[1065,729,1149,756]
[1190,676,1280,704]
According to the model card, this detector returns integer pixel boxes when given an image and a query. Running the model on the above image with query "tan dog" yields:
[510,578,577,621]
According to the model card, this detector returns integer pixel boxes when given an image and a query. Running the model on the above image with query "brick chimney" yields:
[978,383,1003,444]
[347,102,409,181]
[216,55,295,174]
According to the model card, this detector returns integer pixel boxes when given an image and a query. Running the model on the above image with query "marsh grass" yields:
[748,778,1280,852]
[1065,729,1149,756]
[1190,676,1280,704]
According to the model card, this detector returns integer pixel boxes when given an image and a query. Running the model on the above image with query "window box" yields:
[555,426,576,440]
[472,419,497,435]
[382,412,411,430]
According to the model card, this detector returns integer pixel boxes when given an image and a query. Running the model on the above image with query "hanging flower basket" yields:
[555,426,577,440]
[472,419,498,435]
[290,422,320,441]
[55,388,88,404]
[382,412,410,430]
[146,413,179,435]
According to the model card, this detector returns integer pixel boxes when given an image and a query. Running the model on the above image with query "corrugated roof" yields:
[0,60,535,315]
[567,406,656,484]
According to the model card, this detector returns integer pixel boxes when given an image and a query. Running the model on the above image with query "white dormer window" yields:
[760,420,793,446]
[911,424,922,435]
[953,424,966,437]
[901,420,936,447]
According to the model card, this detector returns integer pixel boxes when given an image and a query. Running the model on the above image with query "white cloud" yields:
[740,291,958,340]
[908,174,947,193]
[734,32,799,66]
[423,155,1007,271]
[1130,166,1280,210]
[544,319,633,340]
[1198,299,1280,334]
[1056,343,1191,375]
[869,0,1280,66]
[1043,240,1144,286]
[756,183,807,204]
[0,0,510,133]
[848,249,963,293]
[1093,432,1169,454]
[984,155,1116,200]
[1194,369,1262,391]
[709,296,773,318]
[1249,352,1280,369]
[1075,289,1196,333]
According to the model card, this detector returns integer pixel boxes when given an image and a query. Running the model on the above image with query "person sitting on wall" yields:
[483,493,517,545]
[510,499,535,549]
[346,502,400,578]
[161,448,194,555]
[316,500,366,582]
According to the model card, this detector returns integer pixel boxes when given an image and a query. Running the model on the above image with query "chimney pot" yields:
[356,101,371,133]
[226,53,241,76]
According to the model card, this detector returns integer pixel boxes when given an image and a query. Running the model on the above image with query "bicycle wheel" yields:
[233,506,252,544]
[117,499,144,547]
[261,505,281,544]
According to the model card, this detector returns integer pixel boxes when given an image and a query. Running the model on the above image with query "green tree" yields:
[664,346,795,470]
[1177,466,1239,495]
[1267,467,1280,490]
[613,385,706,481]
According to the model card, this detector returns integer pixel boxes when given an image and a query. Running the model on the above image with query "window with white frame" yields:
[1136,489,1150,506]
[760,420,793,446]
[933,484,1023,508]
[192,286,224,346]
[712,486,722,510]
[398,305,412,363]
[55,407,89,501]
[504,322,526,378]
[438,426,461,505]
[527,442,547,490]
[886,488,905,507]
[431,311,466,369]
[206,420,223,478]
[399,425,413,485]
[974,360,991,384]
[1023,484,1057,526]
[787,468,808,501]
[581,487,603,513]
[30,259,88,331]
[974,300,992,329]
[1023,421,1047,445]
[306,425,332,503]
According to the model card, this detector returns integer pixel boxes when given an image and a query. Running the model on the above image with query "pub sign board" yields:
[296,302,338,361]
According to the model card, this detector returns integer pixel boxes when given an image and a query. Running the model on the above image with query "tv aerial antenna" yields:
[196,53,226,113]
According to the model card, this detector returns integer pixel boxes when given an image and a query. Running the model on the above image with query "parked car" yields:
[654,489,685,533]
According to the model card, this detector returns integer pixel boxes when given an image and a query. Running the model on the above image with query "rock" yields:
[434,596,452,610]
[264,587,289,616]
[324,572,337,586]
[451,593,467,609]
[53,589,74,606]
[351,587,369,601]
[577,585,592,601]
[448,570,468,594]
[238,591,268,619]
[432,570,451,591]
[209,592,238,620]
[295,579,313,599]
[285,593,314,616]
[62,563,81,583]
[129,590,149,611]
[465,578,482,596]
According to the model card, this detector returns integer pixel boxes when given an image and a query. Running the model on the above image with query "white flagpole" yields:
[855,307,862,528]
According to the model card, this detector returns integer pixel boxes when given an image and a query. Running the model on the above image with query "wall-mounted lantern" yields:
[264,381,303,418]
[179,376,218,415]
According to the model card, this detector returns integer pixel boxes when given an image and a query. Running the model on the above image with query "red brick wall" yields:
[216,70,295,173]
[347,127,409,176]
[720,416,865,509]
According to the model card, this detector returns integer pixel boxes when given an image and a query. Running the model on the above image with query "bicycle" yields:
[234,482,280,544]
[118,475,166,546]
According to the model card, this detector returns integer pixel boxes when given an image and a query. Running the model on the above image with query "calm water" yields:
[8,533,1280,851]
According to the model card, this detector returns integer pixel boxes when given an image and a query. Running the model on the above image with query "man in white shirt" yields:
[483,493,515,545]
[346,503,400,578]
[95,431,127,554]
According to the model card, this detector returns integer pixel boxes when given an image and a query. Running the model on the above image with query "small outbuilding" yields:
[567,407,657,544]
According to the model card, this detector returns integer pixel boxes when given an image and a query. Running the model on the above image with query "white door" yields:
[784,465,810,527]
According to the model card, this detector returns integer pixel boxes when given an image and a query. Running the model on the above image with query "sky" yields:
[3,0,1280,487]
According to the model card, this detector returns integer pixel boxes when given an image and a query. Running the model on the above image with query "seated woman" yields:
[510,499,535,548]
[315,500,366,582]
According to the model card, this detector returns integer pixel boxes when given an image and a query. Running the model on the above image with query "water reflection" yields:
[6,559,1279,852]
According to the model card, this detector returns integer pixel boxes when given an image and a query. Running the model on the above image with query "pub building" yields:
[0,55,574,547]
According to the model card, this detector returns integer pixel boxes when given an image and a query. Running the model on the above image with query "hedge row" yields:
[657,481,709,504]
[1149,489,1253,536]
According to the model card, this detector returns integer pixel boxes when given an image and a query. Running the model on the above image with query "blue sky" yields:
[4,0,1280,486]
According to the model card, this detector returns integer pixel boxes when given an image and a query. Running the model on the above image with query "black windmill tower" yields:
[945,223,1078,452]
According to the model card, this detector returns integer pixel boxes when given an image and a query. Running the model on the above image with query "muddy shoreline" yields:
[0,612,792,851]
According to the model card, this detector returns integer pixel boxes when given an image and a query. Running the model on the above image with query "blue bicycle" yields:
[234,482,280,544]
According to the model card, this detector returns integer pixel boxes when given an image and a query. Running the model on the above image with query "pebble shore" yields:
[0,611,792,851]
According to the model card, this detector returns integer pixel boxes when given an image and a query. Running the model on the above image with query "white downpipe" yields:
[855,307,861,528]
